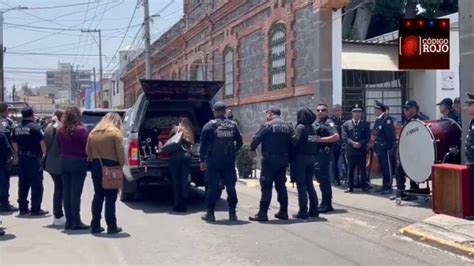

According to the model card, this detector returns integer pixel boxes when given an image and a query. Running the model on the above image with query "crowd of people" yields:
[0,104,125,236]
[0,94,465,235]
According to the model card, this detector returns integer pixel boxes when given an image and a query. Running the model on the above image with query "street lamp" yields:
[0,6,28,102]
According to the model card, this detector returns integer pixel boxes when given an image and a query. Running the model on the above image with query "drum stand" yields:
[394,147,460,206]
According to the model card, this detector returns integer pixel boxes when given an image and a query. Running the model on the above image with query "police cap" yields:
[213,101,226,112]
[351,104,363,112]
[374,100,387,112]
[465,92,474,104]
[403,100,418,109]
[21,107,34,118]
[265,106,281,116]
[436,98,453,107]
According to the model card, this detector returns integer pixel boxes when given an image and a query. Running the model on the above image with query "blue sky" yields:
[1,0,183,91]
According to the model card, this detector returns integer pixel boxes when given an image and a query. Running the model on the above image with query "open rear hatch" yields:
[140,79,223,101]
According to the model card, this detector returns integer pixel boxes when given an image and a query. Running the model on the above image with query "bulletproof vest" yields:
[0,117,13,143]
[466,120,474,163]
[209,119,236,157]
[315,118,334,149]
[298,124,318,155]
[261,118,292,155]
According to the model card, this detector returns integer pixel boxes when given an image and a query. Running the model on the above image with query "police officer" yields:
[12,107,48,216]
[0,103,17,212]
[314,104,339,213]
[393,100,427,201]
[331,104,347,186]
[437,97,461,126]
[0,129,11,236]
[464,93,474,208]
[200,102,243,222]
[373,100,396,195]
[342,104,371,193]
[248,106,293,222]
[292,107,319,219]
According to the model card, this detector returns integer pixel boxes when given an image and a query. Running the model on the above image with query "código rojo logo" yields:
[399,19,450,70]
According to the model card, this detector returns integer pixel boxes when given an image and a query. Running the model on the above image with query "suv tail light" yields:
[128,139,139,167]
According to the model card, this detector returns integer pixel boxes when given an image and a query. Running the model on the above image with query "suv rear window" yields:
[82,113,106,131]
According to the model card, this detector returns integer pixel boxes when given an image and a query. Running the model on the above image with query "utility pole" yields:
[93,67,96,108]
[0,6,28,101]
[143,0,152,79]
[81,29,103,106]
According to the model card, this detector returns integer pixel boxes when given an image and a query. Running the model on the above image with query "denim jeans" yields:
[61,158,87,226]
[90,159,119,229]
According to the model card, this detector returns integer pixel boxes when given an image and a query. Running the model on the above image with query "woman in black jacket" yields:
[291,107,319,219]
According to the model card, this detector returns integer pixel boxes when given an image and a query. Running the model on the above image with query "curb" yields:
[399,226,474,259]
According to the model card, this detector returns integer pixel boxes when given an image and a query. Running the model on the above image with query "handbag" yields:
[95,146,123,190]
[161,130,183,153]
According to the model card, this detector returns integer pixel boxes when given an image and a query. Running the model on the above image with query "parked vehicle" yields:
[121,79,223,202]
[81,109,126,131]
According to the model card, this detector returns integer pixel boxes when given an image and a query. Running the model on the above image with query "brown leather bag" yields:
[95,146,123,190]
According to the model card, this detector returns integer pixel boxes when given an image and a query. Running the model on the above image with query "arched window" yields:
[269,23,287,90]
[223,48,234,97]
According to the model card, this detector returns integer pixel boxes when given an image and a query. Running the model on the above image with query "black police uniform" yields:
[250,115,293,220]
[331,114,347,184]
[314,117,338,212]
[12,118,45,214]
[373,102,396,192]
[342,109,371,192]
[292,108,319,219]
[200,108,243,221]
[465,94,474,207]
[0,115,14,210]
[0,131,10,236]
[447,110,461,126]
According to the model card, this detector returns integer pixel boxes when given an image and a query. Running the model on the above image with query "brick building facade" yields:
[122,0,348,139]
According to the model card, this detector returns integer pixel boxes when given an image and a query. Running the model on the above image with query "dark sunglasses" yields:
[316,109,327,112]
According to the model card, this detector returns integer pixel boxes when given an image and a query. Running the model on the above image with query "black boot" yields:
[249,212,268,222]
[0,201,18,212]
[107,227,123,234]
[292,211,308,219]
[0,228,5,236]
[308,206,319,218]
[201,211,215,222]
[90,227,105,234]
[229,210,237,221]
[274,211,289,220]
[71,222,91,230]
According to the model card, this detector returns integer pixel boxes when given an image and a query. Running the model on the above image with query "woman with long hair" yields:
[44,109,65,226]
[56,106,89,230]
[168,117,195,212]
[86,112,125,234]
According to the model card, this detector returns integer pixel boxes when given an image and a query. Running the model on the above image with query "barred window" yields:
[223,48,234,97]
[269,23,287,90]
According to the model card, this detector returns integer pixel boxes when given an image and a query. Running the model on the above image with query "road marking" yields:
[343,217,377,230]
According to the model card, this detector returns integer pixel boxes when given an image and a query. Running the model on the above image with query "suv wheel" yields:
[120,192,135,202]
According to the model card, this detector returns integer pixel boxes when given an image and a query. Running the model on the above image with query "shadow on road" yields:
[207,220,252,226]
[93,232,131,239]
[43,224,64,230]
[265,217,328,225]
[60,229,91,236]
[123,186,229,214]
[15,214,52,219]
[321,209,348,215]
[0,233,16,241]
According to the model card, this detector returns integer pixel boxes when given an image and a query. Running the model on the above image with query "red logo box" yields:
[399,19,450,70]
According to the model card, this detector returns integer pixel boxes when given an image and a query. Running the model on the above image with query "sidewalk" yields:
[238,169,474,259]
[400,215,474,259]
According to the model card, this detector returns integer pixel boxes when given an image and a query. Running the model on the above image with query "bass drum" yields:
[398,119,461,183]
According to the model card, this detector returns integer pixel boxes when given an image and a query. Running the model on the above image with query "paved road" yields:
[0,173,471,265]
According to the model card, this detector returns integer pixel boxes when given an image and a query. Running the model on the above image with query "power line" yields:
[3,22,142,32]
[17,2,103,10]
[8,0,125,50]
[104,4,139,71]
